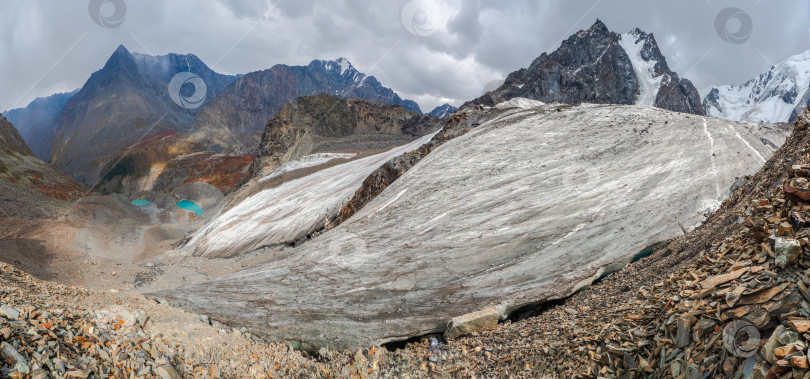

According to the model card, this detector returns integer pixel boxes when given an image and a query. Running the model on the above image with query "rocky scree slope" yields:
[0,262,348,378]
[157,100,785,351]
[93,129,253,195]
[471,20,704,115]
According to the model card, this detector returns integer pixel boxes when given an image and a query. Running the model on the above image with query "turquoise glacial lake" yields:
[176,200,204,215]
[131,199,151,206]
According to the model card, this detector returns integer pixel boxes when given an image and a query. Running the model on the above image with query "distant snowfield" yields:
[258,153,357,183]
[161,101,790,350]
[494,97,545,109]
[187,133,437,258]
[703,50,810,123]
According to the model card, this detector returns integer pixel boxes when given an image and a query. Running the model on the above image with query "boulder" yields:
[0,305,19,319]
[444,307,500,340]
[775,238,802,267]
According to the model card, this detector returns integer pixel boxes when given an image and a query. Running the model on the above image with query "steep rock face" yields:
[702,50,810,123]
[193,58,421,138]
[48,45,237,185]
[246,94,438,182]
[0,114,84,217]
[0,114,33,157]
[471,21,705,115]
[428,103,458,119]
[4,90,77,159]
[157,101,787,350]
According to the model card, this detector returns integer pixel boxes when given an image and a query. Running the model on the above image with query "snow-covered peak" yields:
[703,49,810,123]
[315,58,368,86]
[619,30,664,106]
[335,57,353,75]
[320,58,357,76]
[428,103,458,119]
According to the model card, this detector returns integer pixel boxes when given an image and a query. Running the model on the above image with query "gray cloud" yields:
[1,0,807,113]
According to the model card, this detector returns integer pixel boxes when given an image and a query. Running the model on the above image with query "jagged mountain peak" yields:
[112,44,130,56]
[310,57,363,79]
[101,44,137,72]
[581,19,609,35]
[47,46,238,185]
[429,103,458,119]
[469,20,704,115]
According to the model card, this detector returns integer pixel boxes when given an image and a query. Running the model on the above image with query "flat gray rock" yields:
[157,102,790,351]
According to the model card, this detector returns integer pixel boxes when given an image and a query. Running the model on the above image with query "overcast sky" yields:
[0,0,808,113]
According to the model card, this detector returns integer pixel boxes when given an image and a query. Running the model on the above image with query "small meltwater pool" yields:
[176,200,204,215]
[131,199,151,206]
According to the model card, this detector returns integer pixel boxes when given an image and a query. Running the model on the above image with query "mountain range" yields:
[4,19,808,194]
[0,16,808,375]
[5,46,424,191]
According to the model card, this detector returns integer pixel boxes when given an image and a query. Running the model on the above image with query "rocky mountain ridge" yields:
[471,20,705,115]
[192,58,421,140]
[246,93,438,182]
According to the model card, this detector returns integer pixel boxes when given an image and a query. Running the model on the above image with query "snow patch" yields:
[494,98,545,110]
[259,153,357,182]
[725,124,766,163]
[336,58,352,75]
[702,119,721,198]
[618,32,664,106]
